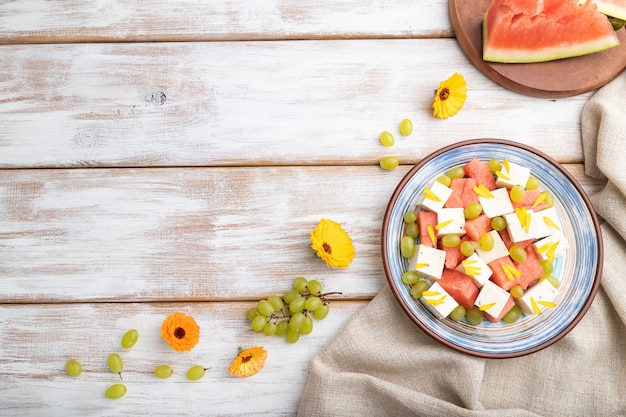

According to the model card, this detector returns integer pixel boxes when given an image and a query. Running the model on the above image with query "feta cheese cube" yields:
[479,188,515,218]
[532,207,564,239]
[418,180,453,212]
[504,209,536,243]
[495,159,531,189]
[435,208,466,237]
[472,230,510,264]
[409,244,447,280]
[533,232,569,262]
[457,253,493,287]
[474,280,512,319]
[420,282,459,320]
[516,279,558,316]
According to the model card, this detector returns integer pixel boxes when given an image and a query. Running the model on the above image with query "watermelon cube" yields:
[438,268,479,310]
[464,157,496,190]
[514,245,544,290]
[438,235,470,269]
[464,214,492,241]
[460,177,479,207]
[511,189,548,212]
[499,228,533,249]
[418,210,438,247]
[444,178,466,208]
[488,256,518,291]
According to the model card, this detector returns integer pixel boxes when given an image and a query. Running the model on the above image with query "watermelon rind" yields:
[580,0,626,21]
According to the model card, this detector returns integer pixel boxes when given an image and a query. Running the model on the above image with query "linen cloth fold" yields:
[297,72,626,417]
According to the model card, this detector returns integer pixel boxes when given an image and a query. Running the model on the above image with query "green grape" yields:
[65,359,82,377]
[491,216,507,231]
[293,276,309,291]
[399,118,413,136]
[267,295,284,311]
[488,158,501,173]
[410,281,429,299]
[289,312,306,331]
[379,131,395,147]
[121,329,138,349]
[308,280,323,296]
[301,316,314,335]
[246,307,260,321]
[251,315,267,332]
[463,202,483,220]
[405,222,419,238]
[449,305,466,321]
[403,210,417,224]
[479,232,494,251]
[544,191,554,208]
[441,234,460,247]
[510,285,524,299]
[400,236,415,258]
[107,353,123,376]
[510,185,526,203]
[446,166,465,179]
[186,365,206,381]
[263,322,277,336]
[105,383,127,400]
[539,260,553,275]
[543,274,560,288]
[466,307,484,326]
[286,329,301,343]
[304,296,323,311]
[154,365,173,379]
[502,305,523,324]
[314,304,330,320]
[289,297,306,314]
[401,271,420,285]
[526,176,539,190]
[275,320,290,336]
[379,156,399,170]
[257,299,275,316]
[437,175,452,187]
[283,289,299,305]
[509,245,527,263]
[459,241,475,257]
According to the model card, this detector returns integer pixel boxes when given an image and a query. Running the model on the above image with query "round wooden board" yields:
[449,0,626,98]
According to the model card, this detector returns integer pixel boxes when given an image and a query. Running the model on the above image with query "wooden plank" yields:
[0,300,367,416]
[0,164,605,303]
[0,40,590,169]
[0,0,452,44]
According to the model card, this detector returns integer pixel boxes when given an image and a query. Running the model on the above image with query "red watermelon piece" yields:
[488,256,518,291]
[438,268,479,310]
[417,211,438,248]
[438,236,470,269]
[483,0,620,63]
[444,178,466,208]
[514,245,544,289]
[464,157,496,190]
[465,214,492,241]
[499,228,533,249]
[483,296,515,323]
[511,189,548,212]
[460,177,479,207]
[582,0,626,21]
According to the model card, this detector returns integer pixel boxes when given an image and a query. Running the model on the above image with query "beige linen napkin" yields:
[298,72,626,417]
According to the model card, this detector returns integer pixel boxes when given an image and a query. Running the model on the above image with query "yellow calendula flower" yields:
[310,219,355,268]
[432,72,467,119]
[228,346,268,378]
[161,312,200,352]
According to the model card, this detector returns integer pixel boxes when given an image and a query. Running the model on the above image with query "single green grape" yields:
[400,236,415,258]
[441,234,460,247]
[510,185,526,203]
[479,232,494,251]
[289,297,306,314]
[107,353,123,376]
[403,210,417,224]
[544,191,554,208]
[121,329,138,349]
[379,131,395,147]
[399,119,413,136]
[289,312,306,331]
[257,299,275,316]
[543,274,560,288]
[283,289,299,304]
[526,176,539,190]
[154,365,174,379]
[267,295,284,311]
[286,329,301,343]
[401,271,420,285]
[466,307,484,326]
[246,307,260,321]
[437,175,452,187]
[410,281,429,299]
[65,359,82,377]
[380,156,399,170]
[293,276,309,291]
[509,245,527,263]
[186,365,206,381]
[405,222,419,238]
[463,202,483,220]
[251,315,268,332]
[459,241,475,257]
[502,305,523,324]
[539,259,553,275]
[446,166,465,179]
[449,305,466,322]
[263,322,277,336]
[105,383,127,400]
[314,304,330,320]
[301,316,314,335]
[488,158,501,173]
[510,285,524,299]
[491,216,507,231]
[308,280,323,296]
[304,296,323,311]
[275,320,290,336]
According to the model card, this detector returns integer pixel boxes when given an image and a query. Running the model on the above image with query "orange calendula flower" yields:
[310,219,355,268]
[161,312,200,352]
[432,72,467,119]
[228,346,268,378]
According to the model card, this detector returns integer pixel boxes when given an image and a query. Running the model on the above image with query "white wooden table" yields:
[0,1,607,415]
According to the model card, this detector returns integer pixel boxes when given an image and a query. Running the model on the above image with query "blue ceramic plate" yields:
[382,139,603,358]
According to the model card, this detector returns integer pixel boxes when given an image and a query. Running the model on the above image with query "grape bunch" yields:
[247,277,340,344]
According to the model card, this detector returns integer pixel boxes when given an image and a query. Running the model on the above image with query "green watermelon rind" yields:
[580,0,626,21]
[482,16,621,63]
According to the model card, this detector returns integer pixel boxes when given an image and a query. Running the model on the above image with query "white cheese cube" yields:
[516,279,558,316]
[420,282,459,320]
[435,208,466,237]
[504,209,536,243]
[417,180,453,212]
[495,160,531,189]
[531,207,564,239]
[533,232,569,262]
[479,188,515,218]
[457,253,493,287]
[472,230,510,264]
[474,280,511,319]
[409,244,446,280]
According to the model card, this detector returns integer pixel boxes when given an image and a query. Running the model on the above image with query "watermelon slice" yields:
[417,211,438,247]
[464,158,496,191]
[438,268,479,310]
[483,0,621,63]
[581,0,626,21]
[465,214,492,241]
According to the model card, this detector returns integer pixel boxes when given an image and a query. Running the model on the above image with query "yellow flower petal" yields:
[432,73,467,119]
[310,219,355,268]
[228,346,268,378]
